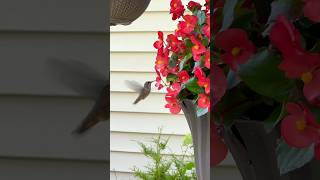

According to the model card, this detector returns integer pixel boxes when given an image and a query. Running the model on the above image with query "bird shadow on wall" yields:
[45,58,109,135]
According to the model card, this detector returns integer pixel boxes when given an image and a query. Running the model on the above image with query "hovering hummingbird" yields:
[125,80,154,104]
[46,58,109,134]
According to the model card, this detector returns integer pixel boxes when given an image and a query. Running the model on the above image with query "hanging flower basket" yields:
[110,0,151,26]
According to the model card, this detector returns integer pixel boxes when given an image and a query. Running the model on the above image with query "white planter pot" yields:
[181,100,210,180]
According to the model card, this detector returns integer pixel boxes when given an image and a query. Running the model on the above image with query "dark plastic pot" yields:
[181,100,210,180]
[222,120,319,180]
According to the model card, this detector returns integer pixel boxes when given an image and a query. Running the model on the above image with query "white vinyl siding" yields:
[0,0,108,179]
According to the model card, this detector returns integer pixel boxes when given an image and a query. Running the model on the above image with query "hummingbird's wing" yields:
[46,58,108,99]
[125,80,143,92]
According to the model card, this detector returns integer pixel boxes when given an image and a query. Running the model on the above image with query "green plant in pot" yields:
[213,0,320,179]
[152,0,211,179]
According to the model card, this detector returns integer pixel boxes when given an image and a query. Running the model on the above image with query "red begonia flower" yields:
[212,64,227,105]
[178,15,198,35]
[278,50,320,106]
[190,35,206,61]
[204,50,210,69]
[166,82,181,97]
[211,122,228,167]
[166,34,185,53]
[187,1,202,11]
[281,103,320,148]
[194,67,208,93]
[215,28,256,71]
[155,67,164,90]
[155,49,169,74]
[303,0,320,23]
[203,16,210,39]
[170,0,185,20]
[303,68,320,106]
[153,31,164,50]
[198,77,210,94]
[269,15,303,57]
[165,95,181,114]
[194,66,205,79]
[194,66,210,94]
[198,94,210,108]
[178,70,190,83]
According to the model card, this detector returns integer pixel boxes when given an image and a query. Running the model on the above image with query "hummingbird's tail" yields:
[72,116,100,135]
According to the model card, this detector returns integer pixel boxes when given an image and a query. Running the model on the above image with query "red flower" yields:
[153,31,164,50]
[211,122,228,167]
[271,16,320,106]
[215,28,256,71]
[202,16,210,39]
[178,70,190,83]
[204,50,210,69]
[166,82,181,97]
[278,52,320,106]
[198,94,210,108]
[281,103,320,148]
[304,0,320,23]
[170,0,185,20]
[155,67,164,90]
[155,49,169,71]
[194,67,210,94]
[165,95,181,114]
[166,34,185,53]
[187,1,202,11]
[178,15,198,35]
[269,16,303,57]
[213,64,227,105]
[194,66,205,79]
[190,35,206,61]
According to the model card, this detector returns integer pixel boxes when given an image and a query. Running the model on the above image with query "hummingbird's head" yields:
[144,80,155,88]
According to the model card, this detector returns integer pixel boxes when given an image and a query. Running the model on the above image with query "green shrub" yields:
[132,131,196,180]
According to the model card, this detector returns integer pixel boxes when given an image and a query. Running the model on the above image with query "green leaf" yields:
[182,134,193,146]
[201,37,209,46]
[310,106,320,124]
[277,139,314,175]
[263,0,297,36]
[169,54,178,68]
[166,74,178,83]
[238,49,295,101]
[267,0,293,23]
[196,10,206,25]
[221,0,238,31]
[179,58,188,71]
[251,0,272,23]
[227,70,241,90]
[184,38,193,48]
[196,105,208,117]
[184,77,202,94]
[263,102,286,132]
[231,10,255,30]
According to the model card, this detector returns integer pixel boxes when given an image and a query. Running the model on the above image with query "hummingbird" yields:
[46,58,109,134]
[125,80,154,104]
